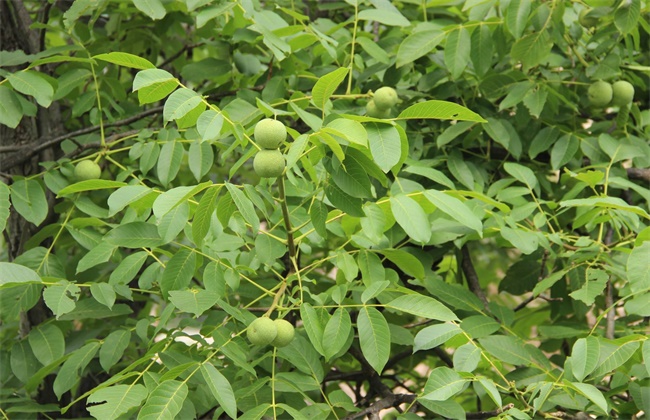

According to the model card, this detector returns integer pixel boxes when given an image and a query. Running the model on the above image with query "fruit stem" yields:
[278,176,297,259]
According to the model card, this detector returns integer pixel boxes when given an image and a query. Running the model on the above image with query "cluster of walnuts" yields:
[253,119,287,178]
[247,317,295,347]
[588,80,635,108]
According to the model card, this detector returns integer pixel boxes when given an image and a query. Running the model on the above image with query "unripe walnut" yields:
[254,149,285,178]
[74,160,102,181]
[588,80,612,107]
[611,81,634,106]
[271,319,295,347]
[254,118,287,149]
[247,317,277,345]
[373,87,398,110]
[366,100,391,119]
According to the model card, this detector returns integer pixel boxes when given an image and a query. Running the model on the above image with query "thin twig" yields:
[466,403,515,419]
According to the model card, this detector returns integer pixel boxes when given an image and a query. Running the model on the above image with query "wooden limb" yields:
[466,403,515,419]
[460,244,490,312]
[342,393,417,420]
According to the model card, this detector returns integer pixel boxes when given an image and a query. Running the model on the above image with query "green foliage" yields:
[1,0,649,419]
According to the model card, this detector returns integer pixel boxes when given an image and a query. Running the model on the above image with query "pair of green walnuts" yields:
[247,317,295,347]
[366,86,399,118]
[588,80,635,108]
[253,119,287,178]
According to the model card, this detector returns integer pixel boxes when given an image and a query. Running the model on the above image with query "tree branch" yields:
[460,244,490,312]
[466,403,515,419]
[342,393,416,420]
[0,106,163,170]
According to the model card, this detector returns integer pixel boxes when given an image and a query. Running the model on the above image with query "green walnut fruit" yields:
[373,87,398,111]
[254,149,285,178]
[74,160,102,181]
[588,80,613,107]
[254,118,287,149]
[271,319,295,347]
[366,100,391,119]
[611,80,634,106]
[247,317,277,345]
[579,8,599,28]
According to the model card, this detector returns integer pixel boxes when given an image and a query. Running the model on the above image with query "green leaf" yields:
[193,186,219,246]
[311,67,348,110]
[325,183,364,217]
[444,27,470,79]
[300,303,326,356]
[390,194,431,243]
[453,343,482,372]
[420,367,467,401]
[163,88,202,122]
[478,377,503,408]
[93,52,155,69]
[322,307,352,361]
[386,294,458,322]
[10,340,40,383]
[396,100,487,123]
[109,251,148,286]
[626,242,650,292]
[107,185,153,216]
[105,222,161,248]
[160,249,196,299]
[414,323,462,353]
[568,337,600,382]
[99,329,131,372]
[500,227,539,255]
[423,190,483,235]
[156,140,184,186]
[87,384,148,420]
[479,335,536,366]
[255,234,286,265]
[77,242,115,273]
[133,68,175,91]
[592,336,642,377]
[58,179,127,196]
[200,364,237,419]
[153,183,210,219]
[511,30,552,70]
[396,29,445,68]
[366,122,401,173]
[559,197,650,220]
[0,262,41,287]
[506,0,532,38]
[569,269,608,306]
[357,307,390,374]
[225,183,260,234]
[53,342,100,398]
[58,299,132,320]
[470,24,493,77]
[28,323,65,366]
[550,134,579,169]
[90,283,116,309]
[43,281,81,319]
[614,0,640,34]
[358,8,410,27]
[7,71,54,107]
[568,382,608,414]
[169,288,219,317]
[10,178,48,226]
[378,249,425,279]
[503,162,538,190]
[137,380,188,420]
[309,200,328,238]
[643,340,650,376]
[133,0,166,20]
[196,110,224,141]
[0,85,24,128]
[328,156,372,199]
